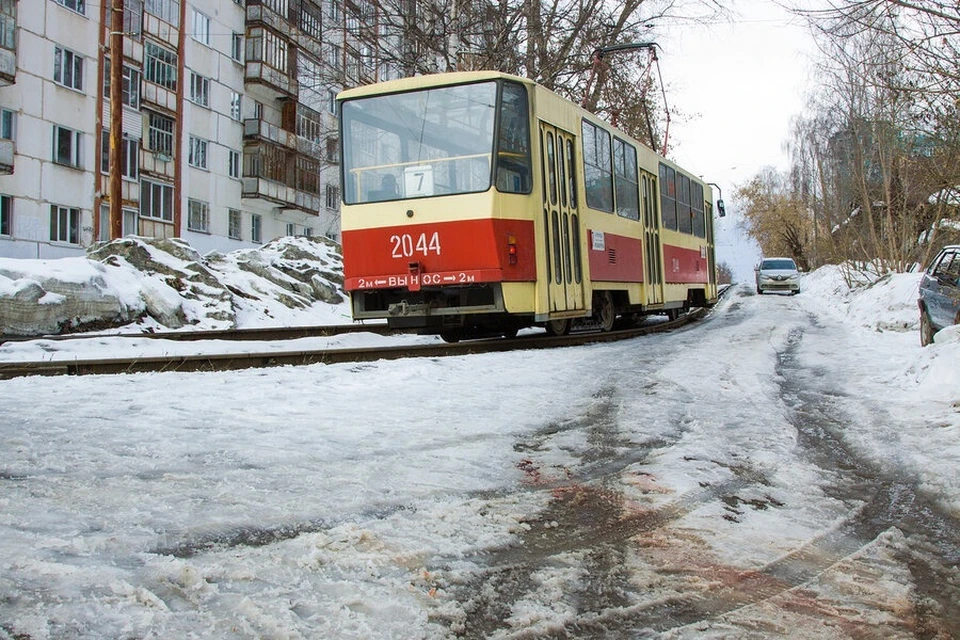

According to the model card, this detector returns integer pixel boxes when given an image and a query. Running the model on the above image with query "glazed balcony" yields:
[0,139,13,174]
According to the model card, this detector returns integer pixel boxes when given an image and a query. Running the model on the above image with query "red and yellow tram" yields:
[338,71,721,340]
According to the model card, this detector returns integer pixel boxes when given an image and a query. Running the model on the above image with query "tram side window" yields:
[678,173,692,233]
[581,119,613,212]
[692,181,705,237]
[566,140,577,207]
[496,81,532,194]
[613,138,639,221]
[659,163,677,230]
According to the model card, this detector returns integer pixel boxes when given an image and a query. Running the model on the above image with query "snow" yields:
[1,247,958,638]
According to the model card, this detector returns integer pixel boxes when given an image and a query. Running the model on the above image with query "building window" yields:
[326,43,341,70]
[123,0,144,38]
[98,204,138,241]
[54,46,84,91]
[141,179,174,221]
[248,27,288,73]
[303,227,313,237]
[228,208,241,239]
[188,72,209,107]
[325,136,339,163]
[228,149,241,178]
[147,112,174,157]
[230,92,241,120]
[285,222,295,236]
[0,194,11,236]
[325,184,339,210]
[188,136,208,169]
[50,205,80,244]
[100,130,140,179]
[187,199,209,232]
[53,125,82,168]
[104,60,142,109]
[191,9,210,45]
[251,213,262,243]
[300,2,322,38]
[144,40,178,90]
[327,88,337,114]
[231,32,243,62]
[145,0,180,26]
[0,108,14,140]
[54,0,85,15]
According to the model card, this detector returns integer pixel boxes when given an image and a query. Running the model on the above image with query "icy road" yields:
[1,283,959,639]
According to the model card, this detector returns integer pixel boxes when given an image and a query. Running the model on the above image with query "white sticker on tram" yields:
[591,230,605,251]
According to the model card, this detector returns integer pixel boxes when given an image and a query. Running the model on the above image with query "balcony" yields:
[242,177,321,213]
[246,0,289,31]
[0,138,13,174]
[245,61,298,100]
[242,140,321,214]
[0,47,14,86]
[243,117,298,150]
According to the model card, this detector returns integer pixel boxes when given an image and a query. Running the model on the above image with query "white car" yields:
[755,257,801,295]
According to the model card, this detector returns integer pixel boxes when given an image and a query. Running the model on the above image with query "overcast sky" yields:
[656,0,818,278]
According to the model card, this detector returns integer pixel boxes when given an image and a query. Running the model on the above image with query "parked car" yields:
[918,245,960,346]
[755,257,801,295]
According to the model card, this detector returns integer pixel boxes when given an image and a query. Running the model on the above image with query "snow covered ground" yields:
[0,252,958,639]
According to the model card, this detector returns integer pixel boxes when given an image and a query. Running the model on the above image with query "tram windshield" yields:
[340,80,532,205]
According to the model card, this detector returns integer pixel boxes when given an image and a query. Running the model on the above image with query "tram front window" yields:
[340,80,531,204]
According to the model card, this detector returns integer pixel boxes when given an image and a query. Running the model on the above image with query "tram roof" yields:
[337,71,535,101]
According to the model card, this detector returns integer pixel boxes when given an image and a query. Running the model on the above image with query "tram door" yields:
[539,122,584,313]
[642,172,664,305]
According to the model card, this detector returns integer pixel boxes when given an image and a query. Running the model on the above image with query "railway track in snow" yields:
[0,309,705,379]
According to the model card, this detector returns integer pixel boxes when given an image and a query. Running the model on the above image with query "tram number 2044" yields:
[390,232,441,259]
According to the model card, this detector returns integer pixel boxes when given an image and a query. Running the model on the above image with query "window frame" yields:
[100,129,140,180]
[140,178,174,222]
[228,149,241,179]
[228,208,242,239]
[103,59,142,109]
[188,135,208,169]
[189,71,210,107]
[144,40,178,90]
[54,46,84,91]
[147,111,175,158]
[186,198,210,233]
[0,194,11,236]
[54,0,86,15]
[53,124,83,168]
[251,213,262,243]
[191,8,211,45]
[581,119,613,213]
[49,204,81,244]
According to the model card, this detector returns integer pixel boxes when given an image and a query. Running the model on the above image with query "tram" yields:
[338,71,722,340]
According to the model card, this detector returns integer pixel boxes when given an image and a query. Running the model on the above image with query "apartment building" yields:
[0,0,375,260]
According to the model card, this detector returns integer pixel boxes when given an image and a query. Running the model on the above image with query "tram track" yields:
[0,322,397,345]
[0,309,706,379]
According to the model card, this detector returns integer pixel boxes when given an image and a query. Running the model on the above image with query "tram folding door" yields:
[539,122,585,314]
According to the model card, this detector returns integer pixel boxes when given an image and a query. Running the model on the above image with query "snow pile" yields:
[0,236,350,336]
[799,264,921,333]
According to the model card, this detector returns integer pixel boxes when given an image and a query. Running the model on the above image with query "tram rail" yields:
[0,309,705,379]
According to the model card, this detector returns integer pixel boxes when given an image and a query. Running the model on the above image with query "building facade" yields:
[0,0,400,260]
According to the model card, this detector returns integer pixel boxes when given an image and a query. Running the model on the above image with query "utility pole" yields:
[109,0,124,239]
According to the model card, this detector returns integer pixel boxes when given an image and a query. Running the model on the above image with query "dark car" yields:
[918,245,960,346]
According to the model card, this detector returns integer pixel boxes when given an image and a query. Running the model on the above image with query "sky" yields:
[0,238,959,637]
[657,0,820,279]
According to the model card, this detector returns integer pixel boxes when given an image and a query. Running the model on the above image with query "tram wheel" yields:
[545,318,571,336]
[595,291,616,332]
[440,331,461,343]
